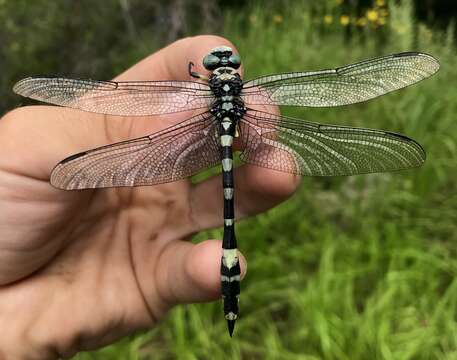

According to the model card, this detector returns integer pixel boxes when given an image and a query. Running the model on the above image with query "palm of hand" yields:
[0,105,211,355]
[0,36,298,359]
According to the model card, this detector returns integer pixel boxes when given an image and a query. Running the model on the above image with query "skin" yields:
[0,36,300,359]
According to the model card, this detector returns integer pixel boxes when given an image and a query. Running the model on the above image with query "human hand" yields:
[0,35,299,359]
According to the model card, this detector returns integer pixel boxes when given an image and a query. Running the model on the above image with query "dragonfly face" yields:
[13,47,439,337]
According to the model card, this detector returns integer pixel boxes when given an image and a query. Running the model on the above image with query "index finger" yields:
[115,35,242,82]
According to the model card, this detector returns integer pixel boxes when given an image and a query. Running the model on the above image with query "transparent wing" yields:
[13,77,213,115]
[241,52,439,107]
[239,110,425,176]
[51,112,220,189]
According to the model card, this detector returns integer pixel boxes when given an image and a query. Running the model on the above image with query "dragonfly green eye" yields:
[228,54,241,69]
[203,54,221,70]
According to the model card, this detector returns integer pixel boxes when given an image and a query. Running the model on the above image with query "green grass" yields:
[73,1,457,359]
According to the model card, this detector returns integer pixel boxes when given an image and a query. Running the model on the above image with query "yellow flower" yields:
[366,9,379,22]
[376,0,385,6]
[324,14,333,25]
[356,17,367,27]
[340,15,350,26]
[273,14,283,24]
[378,17,386,26]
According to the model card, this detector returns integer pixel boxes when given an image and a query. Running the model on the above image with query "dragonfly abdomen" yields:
[218,116,240,337]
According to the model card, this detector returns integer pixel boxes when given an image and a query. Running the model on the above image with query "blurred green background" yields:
[2,0,457,359]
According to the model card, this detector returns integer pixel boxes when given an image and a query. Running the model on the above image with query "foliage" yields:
[2,0,457,359]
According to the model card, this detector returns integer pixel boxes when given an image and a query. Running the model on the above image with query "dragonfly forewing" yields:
[241,52,439,107]
[13,77,213,116]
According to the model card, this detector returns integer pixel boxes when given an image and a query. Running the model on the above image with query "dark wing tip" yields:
[59,151,88,164]
[393,51,421,57]
[384,130,427,165]
[394,51,440,74]
[50,151,89,190]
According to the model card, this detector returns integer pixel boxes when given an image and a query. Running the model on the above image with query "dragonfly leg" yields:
[234,123,241,138]
[188,62,209,81]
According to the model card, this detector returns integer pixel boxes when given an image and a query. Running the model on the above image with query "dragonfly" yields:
[13,46,439,336]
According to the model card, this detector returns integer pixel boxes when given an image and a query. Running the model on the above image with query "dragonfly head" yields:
[203,46,241,71]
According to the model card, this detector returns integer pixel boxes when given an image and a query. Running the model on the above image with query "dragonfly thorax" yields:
[208,62,245,123]
[209,69,243,97]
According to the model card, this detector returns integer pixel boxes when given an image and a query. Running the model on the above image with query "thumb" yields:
[155,239,247,305]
